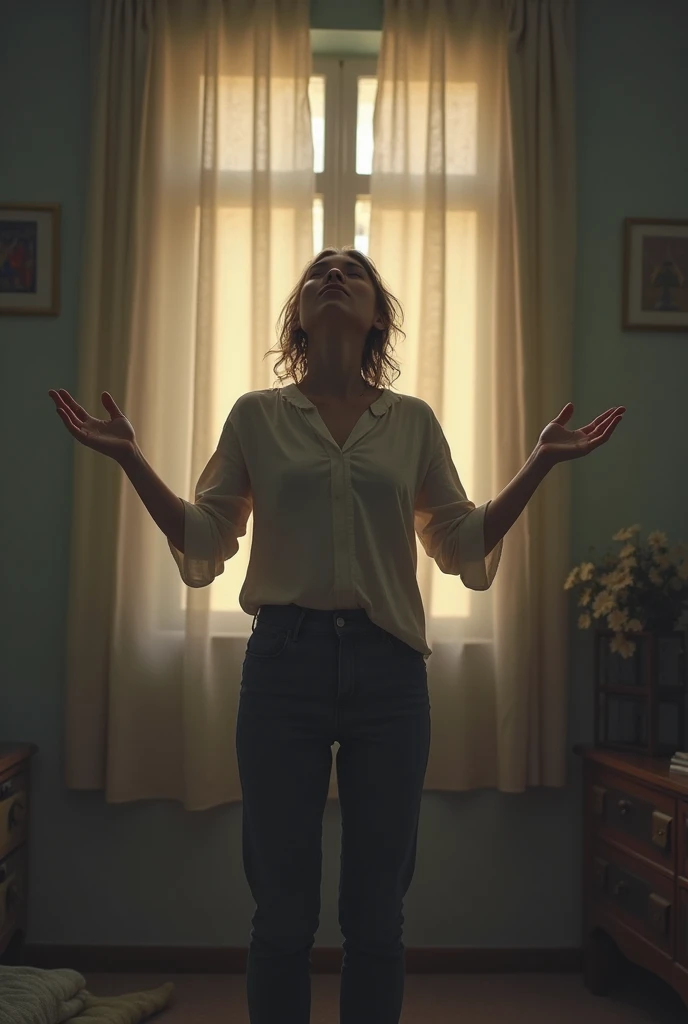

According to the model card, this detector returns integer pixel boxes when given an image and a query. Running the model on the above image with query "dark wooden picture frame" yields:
[622,217,688,332]
[0,202,61,316]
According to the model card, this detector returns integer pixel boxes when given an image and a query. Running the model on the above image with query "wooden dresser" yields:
[0,743,38,965]
[575,743,688,1009]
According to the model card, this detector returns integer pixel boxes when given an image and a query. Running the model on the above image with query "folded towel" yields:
[0,965,173,1024]
[0,965,87,1023]
[59,981,173,1023]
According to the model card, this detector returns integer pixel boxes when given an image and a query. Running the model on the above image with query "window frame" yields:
[312,56,378,249]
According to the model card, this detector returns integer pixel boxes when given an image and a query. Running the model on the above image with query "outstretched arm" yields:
[483,403,626,557]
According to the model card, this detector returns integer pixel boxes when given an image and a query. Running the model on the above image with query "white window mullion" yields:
[311,55,377,253]
[342,58,376,249]
[313,57,341,247]
[338,60,357,245]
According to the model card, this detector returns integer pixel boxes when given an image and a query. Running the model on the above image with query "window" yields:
[309,57,379,255]
[165,56,483,632]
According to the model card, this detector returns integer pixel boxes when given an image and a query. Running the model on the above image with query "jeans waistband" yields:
[252,603,377,643]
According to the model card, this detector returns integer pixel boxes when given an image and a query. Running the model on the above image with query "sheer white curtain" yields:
[64,0,315,809]
[365,0,576,794]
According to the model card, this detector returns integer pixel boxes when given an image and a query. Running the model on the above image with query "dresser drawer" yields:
[0,846,26,942]
[0,772,28,861]
[587,767,675,872]
[590,836,675,958]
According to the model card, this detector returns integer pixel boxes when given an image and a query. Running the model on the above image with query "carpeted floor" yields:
[83,963,688,1023]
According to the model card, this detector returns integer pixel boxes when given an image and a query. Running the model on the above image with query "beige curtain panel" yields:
[370,0,576,793]
[64,0,576,809]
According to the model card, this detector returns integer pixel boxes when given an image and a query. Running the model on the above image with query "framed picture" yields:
[0,202,61,316]
[622,217,688,331]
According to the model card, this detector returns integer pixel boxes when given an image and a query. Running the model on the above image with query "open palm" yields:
[537,403,625,463]
[48,389,136,462]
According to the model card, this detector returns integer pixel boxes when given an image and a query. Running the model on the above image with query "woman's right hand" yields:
[48,389,137,463]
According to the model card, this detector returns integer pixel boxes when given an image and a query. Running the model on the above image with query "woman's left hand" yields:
[536,403,625,465]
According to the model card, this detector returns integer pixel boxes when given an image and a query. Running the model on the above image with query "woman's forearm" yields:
[483,447,552,556]
[120,443,186,553]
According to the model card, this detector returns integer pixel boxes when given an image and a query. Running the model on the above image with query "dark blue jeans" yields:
[235,603,431,1024]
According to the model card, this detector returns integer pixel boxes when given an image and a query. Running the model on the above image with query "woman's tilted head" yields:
[266,246,405,391]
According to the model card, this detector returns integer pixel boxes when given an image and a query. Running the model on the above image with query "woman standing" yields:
[49,246,624,1024]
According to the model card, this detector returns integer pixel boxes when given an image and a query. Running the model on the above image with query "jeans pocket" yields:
[245,626,291,659]
[383,631,424,659]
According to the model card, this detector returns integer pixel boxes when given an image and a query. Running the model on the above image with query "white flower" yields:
[648,530,668,548]
[593,591,616,618]
[564,567,580,590]
[615,568,634,590]
[578,612,591,630]
[602,569,632,592]
[579,562,595,582]
[610,633,636,659]
[608,609,629,631]
[613,525,641,542]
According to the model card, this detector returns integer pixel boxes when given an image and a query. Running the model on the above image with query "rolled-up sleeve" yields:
[168,417,253,588]
[414,427,502,591]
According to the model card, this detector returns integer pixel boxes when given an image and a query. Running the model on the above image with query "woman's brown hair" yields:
[264,246,405,390]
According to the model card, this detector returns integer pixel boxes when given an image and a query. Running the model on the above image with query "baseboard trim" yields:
[21,944,584,974]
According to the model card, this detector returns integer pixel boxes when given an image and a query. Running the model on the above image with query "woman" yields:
[49,246,624,1024]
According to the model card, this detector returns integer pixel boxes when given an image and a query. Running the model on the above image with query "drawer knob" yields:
[652,811,673,852]
[618,799,631,816]
[8,800,25,829]
[5,882,18,911]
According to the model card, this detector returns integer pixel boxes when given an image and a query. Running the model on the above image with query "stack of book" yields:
[670,752,688,776]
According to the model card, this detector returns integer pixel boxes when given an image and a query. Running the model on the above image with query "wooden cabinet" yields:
[0,743,38,965]
[575,743,688,1008]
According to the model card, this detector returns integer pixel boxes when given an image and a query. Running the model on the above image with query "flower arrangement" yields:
[564,525,688,658]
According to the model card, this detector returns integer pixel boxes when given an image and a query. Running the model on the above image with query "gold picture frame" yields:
[0,202,61,316]
[622,217,688,331]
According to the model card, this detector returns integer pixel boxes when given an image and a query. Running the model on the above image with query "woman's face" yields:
[298,254,382,339]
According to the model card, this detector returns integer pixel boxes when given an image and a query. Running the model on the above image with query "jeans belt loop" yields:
[291,607,306,643]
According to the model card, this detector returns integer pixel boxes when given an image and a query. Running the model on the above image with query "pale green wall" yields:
[2,0,687,949]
